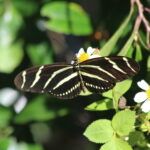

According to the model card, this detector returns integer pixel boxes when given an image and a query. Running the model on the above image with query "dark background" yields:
[0,0,149,150]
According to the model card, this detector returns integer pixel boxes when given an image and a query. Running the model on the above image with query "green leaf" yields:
[135,43,142,62]
[13,0,38,16]
[100,9,133,56]
[102,80,132,110]
[0,107,12,128]
[100,138,132,150]
[41,2,92,35]
[102,90,113,99]
[118,31,135,56]
[128,131,146,147]
[147,56,150,72]
[85,98,114,111]
[14,96,68,124]
[14,96,56,123]
[125,45,134,58]
[27,43,53,65]
[102,80,132,99]
[84,119,114,143]
[0,42,23,73]
[0,5,23,45]
[112,110,136,136]
[23,143,43,150]
[0,137,43,150]
[113,80,132,102]
[0,138,10,150]
[0,5,23,73]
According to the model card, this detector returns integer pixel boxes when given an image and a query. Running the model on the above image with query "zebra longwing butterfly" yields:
[14,55,139,99]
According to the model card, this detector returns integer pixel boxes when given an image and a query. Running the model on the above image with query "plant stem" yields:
[131,0,150,48]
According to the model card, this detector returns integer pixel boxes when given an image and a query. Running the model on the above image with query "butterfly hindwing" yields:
[80,66,115,93]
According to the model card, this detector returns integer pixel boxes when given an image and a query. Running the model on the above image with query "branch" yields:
[131,0,150,48]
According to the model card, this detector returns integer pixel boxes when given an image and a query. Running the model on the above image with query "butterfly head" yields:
[71,54,79,65]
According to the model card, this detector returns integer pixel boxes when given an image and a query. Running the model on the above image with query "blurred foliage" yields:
[27,43,53,65]
[0,2,23,73]
[0,137,43,150]
[14,96,68,124]
[0,0,150,150]
[41,1,93,35]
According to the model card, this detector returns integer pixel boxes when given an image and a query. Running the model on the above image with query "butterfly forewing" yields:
[14,63,81,99]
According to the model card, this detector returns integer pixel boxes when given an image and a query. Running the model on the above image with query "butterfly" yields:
[14,48,139,99]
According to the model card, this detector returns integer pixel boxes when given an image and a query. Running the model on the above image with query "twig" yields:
[131,0,150,49]
[145,7,150,13]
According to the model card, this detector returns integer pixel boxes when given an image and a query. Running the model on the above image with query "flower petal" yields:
[77,48,85,57]
[87,47,94,55]
[134,92,147,103]
[141,99,150,113]
[137,80,149,91]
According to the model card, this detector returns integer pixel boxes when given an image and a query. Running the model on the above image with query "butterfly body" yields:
[14,56,139,99]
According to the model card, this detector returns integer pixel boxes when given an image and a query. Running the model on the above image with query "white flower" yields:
[134,80,150,113]
[77,47,100,62]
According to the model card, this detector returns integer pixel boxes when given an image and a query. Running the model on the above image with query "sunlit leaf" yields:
[135,43,142,62]
[41,2,92,35]
[125,45,134,58]
[85,98,114,111]
[0,107,12,128]
[0,5,23,73]
[102,80,132,100]
[0,138,10,150]
[0,42,23,73]
[84,119,114,143]
[147,56,150,71]
[118,31,135,56]
[0,5,23,45]
[100,137,132,150]
[112,110,136,136]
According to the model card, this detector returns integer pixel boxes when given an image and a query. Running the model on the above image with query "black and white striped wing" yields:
[14,64,81,99]
[80,56,139,93]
